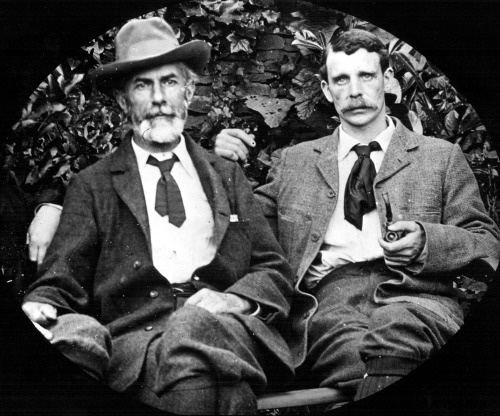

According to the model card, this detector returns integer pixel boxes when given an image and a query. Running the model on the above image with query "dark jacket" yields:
[24,135,295,391]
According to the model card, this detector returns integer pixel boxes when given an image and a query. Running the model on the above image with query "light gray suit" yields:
[254,118,500,390]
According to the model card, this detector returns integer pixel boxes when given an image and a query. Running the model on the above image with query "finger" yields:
[220,129,256,147]
[32,321,54,341]
[215,136,251,159]
[387,221,418,233]
[28,241,38,263]
[37,245,47,266]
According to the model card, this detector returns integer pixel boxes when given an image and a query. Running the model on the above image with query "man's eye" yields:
[335,77,348,85]
[362,74,375,80]
[135,82,147,90]
[164,79,177,87]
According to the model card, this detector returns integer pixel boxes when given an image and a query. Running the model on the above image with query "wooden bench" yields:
[257,387,350,410]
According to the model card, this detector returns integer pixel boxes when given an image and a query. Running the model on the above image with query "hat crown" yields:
[115,17,181,62]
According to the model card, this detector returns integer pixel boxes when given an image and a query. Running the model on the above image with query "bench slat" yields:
[257,387,349,410]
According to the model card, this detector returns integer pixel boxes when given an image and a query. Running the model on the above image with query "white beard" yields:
[139,116,185,144]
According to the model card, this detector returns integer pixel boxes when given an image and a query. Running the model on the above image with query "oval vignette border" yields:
[0,1,499,415]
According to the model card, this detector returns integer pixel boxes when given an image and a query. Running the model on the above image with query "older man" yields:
[214,29,500,401]
[22,17,295,414]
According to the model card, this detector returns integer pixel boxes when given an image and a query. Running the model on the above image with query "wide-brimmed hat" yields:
[89,17,211,94]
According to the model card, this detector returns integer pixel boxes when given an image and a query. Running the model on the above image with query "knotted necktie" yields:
[344,141,381,230]
[147,154,186,227]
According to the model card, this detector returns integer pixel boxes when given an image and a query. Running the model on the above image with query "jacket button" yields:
[145,326,153,331]
[149,290,159,298]
[193,275,200,281]
[311,232,320,242]
[327,190,335,198]
[133,261,142,270]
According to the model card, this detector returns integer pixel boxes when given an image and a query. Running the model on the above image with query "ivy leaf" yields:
[227,33,252,54]
[189,22,215,39]
[262,9,280,24]
[180,2,207,18]
[245,96,294,128]
[215,0,245,24]
[290,68,322,120]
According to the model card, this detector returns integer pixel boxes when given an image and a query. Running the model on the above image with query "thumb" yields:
[42,304,58,320]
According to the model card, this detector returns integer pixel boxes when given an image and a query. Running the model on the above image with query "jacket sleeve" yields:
[23,173,98,315]
[252,148,288,238]
[417,143,500,275]
[225,162,295,325]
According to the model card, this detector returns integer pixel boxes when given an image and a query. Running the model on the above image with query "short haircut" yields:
[318,29,390,82]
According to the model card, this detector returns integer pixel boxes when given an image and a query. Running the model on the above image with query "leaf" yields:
[189,22,215,39]
[215,0,245,24]
[290,68,322,120]
[245,96,294,128]
[262,9,280,24]
[292,30,326,56]
[180,2,207,18]
[227,33,252,54]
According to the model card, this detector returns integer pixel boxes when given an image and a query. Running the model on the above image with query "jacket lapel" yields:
[184,134,231,249]
[374,119,418,186]
[315,130,339,195]
[110,137,152,252]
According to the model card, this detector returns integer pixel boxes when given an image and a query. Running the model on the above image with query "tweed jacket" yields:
[254,118,500,368]
[24,134,295,391]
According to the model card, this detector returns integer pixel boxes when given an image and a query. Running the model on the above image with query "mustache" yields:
[147,103,186,120]
[341,99,376,112]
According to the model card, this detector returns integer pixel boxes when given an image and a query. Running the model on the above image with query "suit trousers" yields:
[129,305,290,415]
[299,260,462,394]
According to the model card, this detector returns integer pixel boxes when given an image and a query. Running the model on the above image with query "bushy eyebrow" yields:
[131,72,179,85]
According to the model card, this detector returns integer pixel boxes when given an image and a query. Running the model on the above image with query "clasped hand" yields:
[185,288,254,315]
[378,220,426,267]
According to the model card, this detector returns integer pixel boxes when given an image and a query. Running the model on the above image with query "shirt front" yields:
[132,137,216,283]
[305,117,395,289]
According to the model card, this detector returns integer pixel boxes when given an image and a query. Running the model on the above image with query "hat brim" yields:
[89,40,211,95]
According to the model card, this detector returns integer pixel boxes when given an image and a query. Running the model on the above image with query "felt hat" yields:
[89,17,211,93]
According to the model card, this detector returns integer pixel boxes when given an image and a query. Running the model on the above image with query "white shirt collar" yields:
[131,134,198,179]
[338,116,395,160]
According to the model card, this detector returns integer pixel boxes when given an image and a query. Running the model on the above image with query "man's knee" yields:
[362,302,458,363]
[50,313,112,380]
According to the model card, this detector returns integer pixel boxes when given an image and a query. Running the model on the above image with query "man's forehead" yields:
[327,48,382,75]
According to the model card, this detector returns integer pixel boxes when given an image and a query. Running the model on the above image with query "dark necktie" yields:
[344,141,381,230]
[147,154,186,227]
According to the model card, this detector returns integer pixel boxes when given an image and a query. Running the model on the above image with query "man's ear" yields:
[114,90,129,113]
[320,79,334,103]
[184,82,195,103]
[383,66,395,85]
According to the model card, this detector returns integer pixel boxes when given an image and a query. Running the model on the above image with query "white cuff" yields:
[35,203,63,214]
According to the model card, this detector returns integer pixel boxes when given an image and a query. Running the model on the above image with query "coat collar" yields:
[313,117,418,190]
[109,132,231,253]
[374,117,419,185]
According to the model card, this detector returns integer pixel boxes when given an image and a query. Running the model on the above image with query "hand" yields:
[22,301,58,340]
[213,129,255,163]
[184,288,254,315]
[27,204,62,265]
[378,221,426,267]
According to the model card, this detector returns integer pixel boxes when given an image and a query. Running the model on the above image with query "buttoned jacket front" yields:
[24,134,295,391]
[254,118,500,367]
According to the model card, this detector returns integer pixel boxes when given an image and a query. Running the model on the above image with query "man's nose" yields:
[152,81,166,104]
[348,78,363,97]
